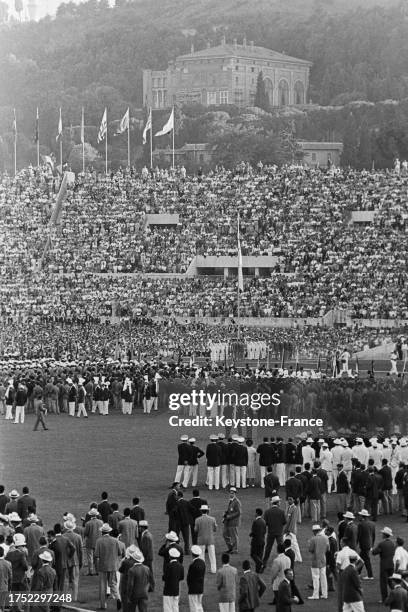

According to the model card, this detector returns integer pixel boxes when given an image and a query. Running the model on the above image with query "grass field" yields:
[0,410,401,612]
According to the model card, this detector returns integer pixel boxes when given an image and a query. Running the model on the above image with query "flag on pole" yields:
[56,108,62,142]
[155,107,174,137]
[34,108,39,143]
[238,217,244,292]
[97,108,107,143]
[143,108,152,144]
[80,108,85,144]
[116,108,129,135]
[12,108,17,139]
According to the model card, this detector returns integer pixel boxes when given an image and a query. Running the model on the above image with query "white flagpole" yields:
[172,106,175,170]
[60,139,62,172]
[82,107,85,174]
[127,117,130,168]
[14,135,17,177]
[237,212,241,340]
[36,108,40,168]
[105,109,108,175]
[150,109,153,169]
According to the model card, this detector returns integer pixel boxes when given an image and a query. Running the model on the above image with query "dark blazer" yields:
[372,539,396,570]
[216,442,229,466]
[341,564,362,603]
[385,585,408,610]
[187,557,205,595]
[250,517,266,543]
[344,522,358,551]
[285,443,297,465]
[49,535,75,574]
[285,477,302,501]
[17,494,36,520]
[239,570,266,611]
[257,443,272,467]
[163,560,184,596]
[130,505,145,523]
[357,521,375,550]
[31,564,56,593]
[127,563,150,601]
[264,473,280,498]
[0,494,10,514]
[336,471,350,494]
[234,445,249,467]
[189,445,205,466]
[97,500,112,523]
[264,506,286,537]
[189,497,207,522]
[177,442,191,465]
[379,465,393,490]
[177,498,193,527]
[307,476,322,500]
[206,443,221,467]
[276,578,295,612]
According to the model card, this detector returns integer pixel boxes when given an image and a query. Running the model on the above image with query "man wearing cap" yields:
[95,523,122,609]
[357,509,375,580]
[5,490,19,516]
[23,514,45,566]
[30,550,57,611]
[223,489,241,555]
[372,526,396,603]
[63,519,83,601]
[84,508,103,575]
[187,545,206,612]
[118,545,138,612]
[206,435,222,491]
[264,467,280,506]
[195,505,217,574]
[302,439,315,468]
[307,525,329,600]
[126,549,151,612]
[76,378,88,418]
[174,435,191,487]
[216,553,237,612]
[5,534,29,603]
[158,532,184,574]
[139,521,154,592]
[262,496,286,567]
[385,573,408,610]
[163,547,184,612]
[185,439,205,489]
[352,438,369,470]
[341,554,365,612]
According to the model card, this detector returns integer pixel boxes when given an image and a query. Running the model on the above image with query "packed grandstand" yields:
[0,162,407,371]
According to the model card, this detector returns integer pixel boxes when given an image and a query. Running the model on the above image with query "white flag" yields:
[116,108,129,134]
[56,107,62,142]
[97,108,107,143]
[143,108,152,144]
[155,107,174,137]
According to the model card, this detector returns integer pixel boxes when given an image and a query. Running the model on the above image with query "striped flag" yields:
[56,108,62,141]
[80,107,85,144]
[143,108,152,144]
[97,108,107,143]
[155,107,174,137]
[116,108,129,135]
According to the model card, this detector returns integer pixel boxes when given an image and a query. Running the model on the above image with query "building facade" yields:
[299,141,343,167]
[143,38,312,110]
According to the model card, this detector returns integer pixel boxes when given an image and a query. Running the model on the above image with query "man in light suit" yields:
[195,505,217,574]
[307,524,329,601]
[223,489,241,554]
[216,553,238,612]
[94,523,122,609]
[238,560,266,611]
[63,519,83,601]
[23,514,45,566]
[118,508,138,548]
[83,508,103,575]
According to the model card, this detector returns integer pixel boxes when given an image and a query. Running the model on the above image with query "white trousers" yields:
[14,405,25,423]
[276,463,286,486]
[5,405,13,420]
[260,466,266,488]
[77,403,87,417]
[235,466,247,488]
[229,465,235,487]
[221,465,229,488]
[311,566,327,599]
[163,596,179,612]
[184,465,198,488]
[122,401,133,415]
[343,603,365,612]
[219,603,235,612]
[175,465,189,485]
[143,398,153,413]
[207,466,220,490]
[102,400,109,415]
[200,544,216,573]
[68,401,76,417]
[188,595,203,612]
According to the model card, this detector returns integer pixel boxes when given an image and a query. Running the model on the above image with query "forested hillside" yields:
[1,0,408,169]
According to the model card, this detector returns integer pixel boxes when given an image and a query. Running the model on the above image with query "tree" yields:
[254,71,270,112]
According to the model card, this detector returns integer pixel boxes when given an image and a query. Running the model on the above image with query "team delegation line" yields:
[168,415,324,427]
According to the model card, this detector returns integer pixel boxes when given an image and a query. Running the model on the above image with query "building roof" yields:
[177,43,312,67]
[299,141,343,150]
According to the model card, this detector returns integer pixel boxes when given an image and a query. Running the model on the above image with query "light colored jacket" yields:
[195,514,217,546]
[309,532,329,568]
[216,564,237,603]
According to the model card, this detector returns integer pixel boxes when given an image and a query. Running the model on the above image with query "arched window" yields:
[278,79,289,106]
[264,77,274,107]
[294,81,305,105]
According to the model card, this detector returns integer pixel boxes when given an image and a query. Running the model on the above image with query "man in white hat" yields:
[319,443,334,494]
[385,573,408,611]
[30,550,56,606]
[352,438,369,469]
[187,545,206,612]
[174,435,191,486]
[122,377,134,415]
[5,533,28,599]
[331,439,343,492]
[194,505,217,574]
[127,549,151,612]
[5,379,15,421]
[100,379,110,415]
[95,523,121,609]
[5,491,19,515]
[307,524,329,600]
[372,527,396,603]
[340,440,353,483]
[63,519,83,601]
[66,378,77,417]
[223,489,241,555]
[302,439,315,468]
[23,514,45,566]
[163,548,184,612]
[357,509,375,580]
[76,378,88,418]
[84,508,103,575]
